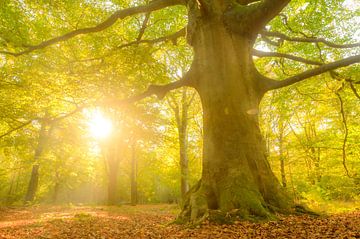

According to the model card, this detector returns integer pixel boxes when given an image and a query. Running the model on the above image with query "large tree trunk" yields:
[181,11,292,222]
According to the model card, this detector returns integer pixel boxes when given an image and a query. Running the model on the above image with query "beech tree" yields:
[1,0,359,222]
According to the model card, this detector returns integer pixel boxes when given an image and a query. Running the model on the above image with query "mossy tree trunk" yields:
[180,0,292,222]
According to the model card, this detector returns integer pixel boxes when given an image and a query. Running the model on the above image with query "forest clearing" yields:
[0,0,359,238]
[0,204,359,238]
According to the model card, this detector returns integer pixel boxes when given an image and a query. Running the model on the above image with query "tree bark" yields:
[279,121,287,188]
[24,122,48,203]
[180,6,292,222]
[179,90,192,199]
[131,143,138,206]
[6,173,16,204]
[52,170,60,203]
[169,89,191,200]
[107,145,120,205]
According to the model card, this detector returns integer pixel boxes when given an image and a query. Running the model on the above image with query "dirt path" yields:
[0,205,358,238]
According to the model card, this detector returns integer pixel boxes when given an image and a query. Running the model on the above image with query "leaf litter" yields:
[0,205,358,238]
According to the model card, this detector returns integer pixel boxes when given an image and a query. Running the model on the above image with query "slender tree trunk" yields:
[24,122,47,203]
[107,150,120,205]
[279,122,287,188]
[6,173,15,204]
[181,14,291,221]
[52,171,60,203]
[179,90,190,199]
[168,89,192,200]
[130,143,138,206]
[280,155,286,188]
[311,147,321,183]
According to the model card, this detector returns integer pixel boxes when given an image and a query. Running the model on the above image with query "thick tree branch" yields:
[267,54,360,90]
[0,0,184,57]
[261,30,360,49]
[68,28,185,63]
[104,76,192,107]
[248,0,290,33]
[223,0,289,35]
[117,27,186,49]
[252,49,322,65]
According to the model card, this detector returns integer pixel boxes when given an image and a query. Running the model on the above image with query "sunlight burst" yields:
[88,110,113,139]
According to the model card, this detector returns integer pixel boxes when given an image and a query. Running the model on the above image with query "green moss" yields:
[74,213,93,221]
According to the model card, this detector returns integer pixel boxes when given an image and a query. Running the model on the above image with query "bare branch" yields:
[186,91,197,107]
[236,0,260,5]
[349,82,360,100]
[0,119,37,139]
[261,30,360,49]
[252,49,322,65]
[136,13,151,41]
[51,106,84,122]
[334,85,352,178]
[0,0,184,57]
[117,27,186,49]
[68,27,185,63]
[259,35,281,47]
[104,74,193,107]
[267,54,360,90]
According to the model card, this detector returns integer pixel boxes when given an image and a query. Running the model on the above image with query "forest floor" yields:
[0,204,359,239]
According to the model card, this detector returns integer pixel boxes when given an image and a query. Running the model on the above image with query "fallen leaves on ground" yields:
[0,205,358,238]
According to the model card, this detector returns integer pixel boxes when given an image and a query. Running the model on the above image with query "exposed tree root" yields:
[294,204,321,217]
[177,178,295,224]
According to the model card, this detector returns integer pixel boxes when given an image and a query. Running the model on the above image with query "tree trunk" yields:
[169,89,191,200]
[107,153,120,205]
[52,170,60,203]
[179,90,190,199]
[279,122,287,188]
[6,172,16,204]
[24,122,47,203]
[280,155,286,188]
[311,147,321,183]
[130,143,138,206]
[181,13,292,222]
[102,120,122,205]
